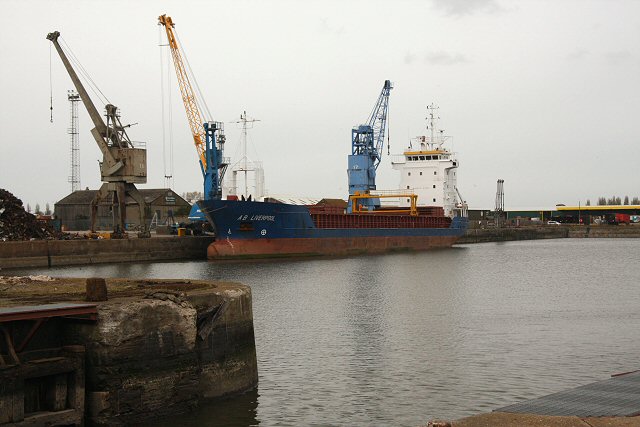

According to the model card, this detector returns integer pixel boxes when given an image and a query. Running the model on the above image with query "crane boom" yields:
[347,80,393,212]
[47,31,106,135]
[366,79,393,168]
[158,14,227,203]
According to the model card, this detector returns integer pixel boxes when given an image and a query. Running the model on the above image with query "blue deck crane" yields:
[347,80,393,213]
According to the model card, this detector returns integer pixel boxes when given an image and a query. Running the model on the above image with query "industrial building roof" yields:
[56,189,189,206]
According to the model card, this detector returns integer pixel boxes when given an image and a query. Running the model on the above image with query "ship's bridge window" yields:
[419,156,425,160]
[434,171,437,175]
[420,172,423,176]
[406,185,410,189]
[408,172,411,176]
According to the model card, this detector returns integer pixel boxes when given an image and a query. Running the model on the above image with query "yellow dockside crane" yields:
[158,15,227,215]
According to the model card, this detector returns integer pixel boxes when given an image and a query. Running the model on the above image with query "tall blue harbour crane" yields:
[347,80,393,213]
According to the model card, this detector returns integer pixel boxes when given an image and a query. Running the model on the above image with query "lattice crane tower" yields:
[495,179,505,227]
[68,90,81,192]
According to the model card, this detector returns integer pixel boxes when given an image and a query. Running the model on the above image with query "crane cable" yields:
[49,43,53,123]
[59,38,111,106]
[175,31,212,122]
[158,25,174,188]
[387,103,391,156]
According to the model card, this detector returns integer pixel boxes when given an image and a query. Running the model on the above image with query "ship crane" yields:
[347,80,392,213]
[158,14,227,221]
[47,31,149,237]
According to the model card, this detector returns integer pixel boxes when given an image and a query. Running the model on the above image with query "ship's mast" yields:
[428,103,436,145]
[232,111,260,198]
[426,103,445,150]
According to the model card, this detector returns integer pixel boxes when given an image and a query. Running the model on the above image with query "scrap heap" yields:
[0,189,61,241]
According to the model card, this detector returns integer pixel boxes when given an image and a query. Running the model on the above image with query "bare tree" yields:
[607,196,622,205]
[624,195,629,205]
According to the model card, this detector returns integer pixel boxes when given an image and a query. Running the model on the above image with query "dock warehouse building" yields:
[54,189,190,231]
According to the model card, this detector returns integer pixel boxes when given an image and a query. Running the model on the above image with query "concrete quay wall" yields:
[458,227,568,244]
[0,236,214,269]
[458,225,640,244]
[567,225,640,238]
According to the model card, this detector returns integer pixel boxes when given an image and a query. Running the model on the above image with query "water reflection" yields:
[140,389,259,427]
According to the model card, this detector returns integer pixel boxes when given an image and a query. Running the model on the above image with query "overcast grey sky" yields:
[2,0,639,210]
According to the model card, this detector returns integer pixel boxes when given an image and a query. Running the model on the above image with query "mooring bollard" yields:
[86,277,108,301]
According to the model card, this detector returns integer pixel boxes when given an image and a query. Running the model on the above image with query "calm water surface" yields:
[8,239,640,426]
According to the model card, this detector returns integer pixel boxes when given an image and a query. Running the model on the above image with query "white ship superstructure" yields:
[392,104,462,217]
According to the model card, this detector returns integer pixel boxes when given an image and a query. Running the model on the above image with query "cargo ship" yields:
[198,92,468,259]
[199,198,467,259]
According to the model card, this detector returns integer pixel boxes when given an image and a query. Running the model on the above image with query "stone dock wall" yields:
[458,225,640,244]
[0,236,215,269]
[458,227,568,244]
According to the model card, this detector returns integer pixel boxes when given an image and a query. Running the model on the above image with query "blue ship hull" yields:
[198,199,468,259]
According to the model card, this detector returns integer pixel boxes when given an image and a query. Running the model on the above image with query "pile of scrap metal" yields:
[0,189,62,241]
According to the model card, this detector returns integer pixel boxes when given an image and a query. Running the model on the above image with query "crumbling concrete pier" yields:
[0,276,258,426]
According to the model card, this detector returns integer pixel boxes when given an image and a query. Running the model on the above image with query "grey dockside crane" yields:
[47,31,150,237]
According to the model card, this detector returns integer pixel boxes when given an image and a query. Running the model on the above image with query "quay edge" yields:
[428,412,637,426]
[0,236,214,269]
[458,224,640,244]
